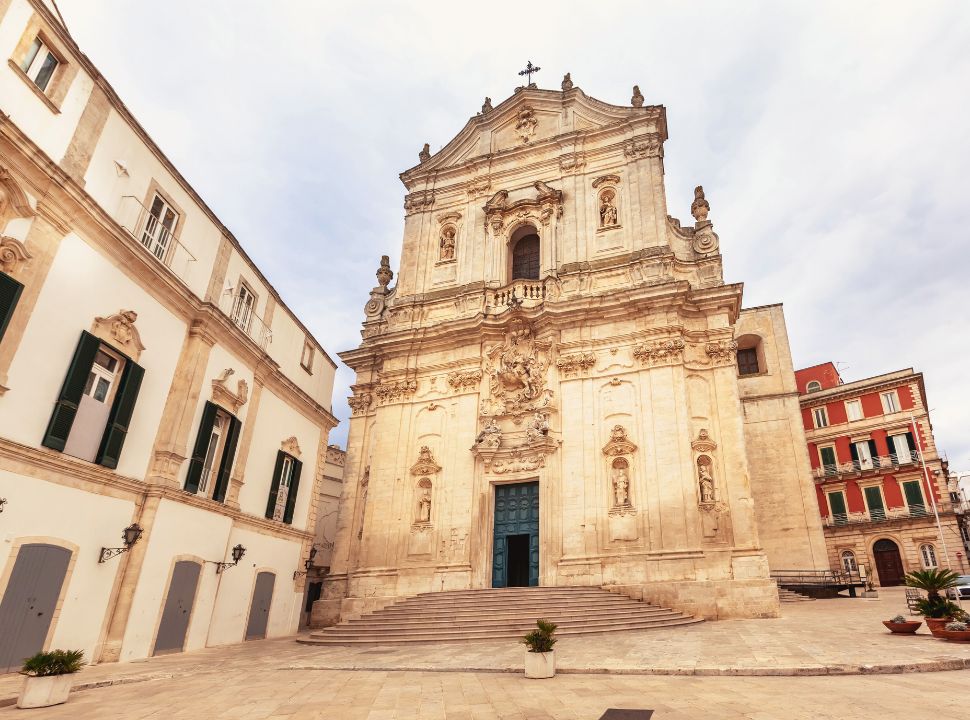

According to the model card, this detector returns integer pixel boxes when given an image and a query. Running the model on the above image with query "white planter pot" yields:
[524,650,555,679]
[17,674,74,708]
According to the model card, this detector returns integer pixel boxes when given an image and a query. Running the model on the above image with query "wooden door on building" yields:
[873,539,905,586]
[153,561,201,656]
[245,572,275,640]
[492,481,539,588]
[0,544,71,673]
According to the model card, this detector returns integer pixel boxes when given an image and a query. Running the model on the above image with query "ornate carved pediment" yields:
[592,174,621,189]
[633,338,684,365]
[483,182,564,234]
[410,446,442,476]
[603,425,638,457]
[212,368,249,413]
[281,436,301,458]
[691,429,718,453]
[0,236,32,276]
[556,352,596,376]
[91,310,145,361]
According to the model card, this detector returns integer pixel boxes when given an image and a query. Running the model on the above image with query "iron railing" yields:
[814,451,920,480]
[824,505,932,527]
[771,569,865,587]
[219,287,273,350]
[118,195,197,280]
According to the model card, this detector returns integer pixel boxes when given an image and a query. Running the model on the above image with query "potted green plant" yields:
[17,650,84,709]
[905,569,964,635]
[938,621,970,642]
[861,579,879,600]
[882,614,922,634]
[522,619,557,679]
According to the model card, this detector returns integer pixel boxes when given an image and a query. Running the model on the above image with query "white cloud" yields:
[56,0,970,466]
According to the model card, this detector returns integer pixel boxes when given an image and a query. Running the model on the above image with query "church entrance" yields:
[492,481,539,588]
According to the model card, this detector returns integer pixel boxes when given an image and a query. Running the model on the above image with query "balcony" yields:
[813,451,919,480]
[824,505,932,527]
[219,287,273,351]
[118,196,196,282]
[487,279,547,312]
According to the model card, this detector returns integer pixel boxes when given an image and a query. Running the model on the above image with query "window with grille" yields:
[737,348,760,375]
[806,380,822,393]
[920,543,937,568]
[511,235,540,280]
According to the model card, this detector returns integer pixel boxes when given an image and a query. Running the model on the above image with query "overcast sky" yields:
[56,1,970,471]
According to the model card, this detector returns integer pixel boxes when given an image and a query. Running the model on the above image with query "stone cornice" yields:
[799,373,923,409]
[0,438,314,542]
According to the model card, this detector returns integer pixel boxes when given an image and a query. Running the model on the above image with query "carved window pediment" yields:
[91,310,145,361]
[410,446,442,476]
[602,424,637,456]
[281,436,301,458]
[211,368,249,414]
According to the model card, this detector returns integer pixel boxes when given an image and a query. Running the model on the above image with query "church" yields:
[318,76,828,623]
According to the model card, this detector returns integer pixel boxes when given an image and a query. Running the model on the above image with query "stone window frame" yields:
[806,380,822,393]
[300,338,314,374]
[138,179,187,267]
[839,549,858,573]
[812,405,829,429]
[7,14,79,114]
[507,222,541,282]
[919,542,938,569]
[735,334,767,377]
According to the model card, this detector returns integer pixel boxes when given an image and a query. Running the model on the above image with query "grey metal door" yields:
[245,572,275,640]
[0,544,71,673]
[153,561,200,655]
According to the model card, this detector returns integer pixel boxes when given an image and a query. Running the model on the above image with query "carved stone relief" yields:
[447,369,482,391]
[375,379,418,404]
[598,188,619,228]
[348,385,374,415]
[484,182,563,235]
[481,317,552,419]
[439,225,457,262]
[211,368,249,413]
[515,106,538,144]
[556,351,596,377]
[623,134,663,160]
[0,236,31,276]
[281,436,302,458]
[705,340,739,366]
[602,425,638,540]
[633,338,685,365]
[91,310,146,362]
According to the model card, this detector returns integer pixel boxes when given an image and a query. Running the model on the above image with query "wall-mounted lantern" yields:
[99,523,144,563]
[213,544,246,574]
[293,545,318,580]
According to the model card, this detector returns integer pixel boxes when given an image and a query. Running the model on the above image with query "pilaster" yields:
[224,368,267,509]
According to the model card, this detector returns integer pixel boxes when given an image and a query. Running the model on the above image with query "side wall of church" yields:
[738,305,828,571]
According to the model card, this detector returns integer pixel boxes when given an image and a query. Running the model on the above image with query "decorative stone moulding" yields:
[0,236,31,275]
[211,368,249,413]
[410,445,442,476]
[483,181,564,234]
[591,175,621,189]
[374,379,418,404]
[404,190,435,215]
[602,425,639,541]
[466,178,491,198]
[623,133,663,160]
[0,167,34,227]
[556,352,596,376]
[705,340,739,365]
[633,338,685,365]
[348,385,374,415]
[559,152,585,174]
[447,369,482,391]
[480,316,554,420]
[91,309,145,361]
[281,436,301,458]
[602,425,638,457]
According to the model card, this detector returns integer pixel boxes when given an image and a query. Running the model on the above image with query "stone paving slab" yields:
[1,588,968,707]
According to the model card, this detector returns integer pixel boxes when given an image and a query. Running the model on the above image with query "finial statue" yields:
[481,97,493,114]
[418,143,431,163]
[690,185,710,224]
[561,72,573,91]
[631,85,644,108]
[376,255,394,288]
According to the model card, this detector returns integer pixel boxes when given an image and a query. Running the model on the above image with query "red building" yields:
[796,363,962,585]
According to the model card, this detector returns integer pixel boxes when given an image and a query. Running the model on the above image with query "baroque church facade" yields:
[318,79,827,623]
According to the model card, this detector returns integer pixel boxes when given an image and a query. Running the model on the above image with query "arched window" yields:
[806,380,822,393]
[920,543,937,568]
[840,550,857,573]
[511,231,540,280]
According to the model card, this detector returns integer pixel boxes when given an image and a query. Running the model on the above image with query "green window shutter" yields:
[95,360,144,469]
[902,480,925,512]
[265,451,286,519]
[0,271,24,343]
[905,431,917,454]
[827,491,847,517]
[42,331,101,451]
[282,458,302,525]
[820,446,837,471]
[212,414,241,503]
[864,486,885,519]
[185,401,219,493]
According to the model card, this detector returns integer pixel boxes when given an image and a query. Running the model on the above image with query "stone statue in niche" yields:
[526,411,549,442]
[697,456,715,504]
[439,226,456,261]
[599,189,618,227]
[416,478,432,524]
[611,458,631,508]
[475,418,502,448]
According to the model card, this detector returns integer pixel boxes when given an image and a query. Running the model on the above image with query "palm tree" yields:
[904,568,960,600]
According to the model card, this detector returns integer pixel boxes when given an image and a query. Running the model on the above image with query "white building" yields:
[0,0,338,671]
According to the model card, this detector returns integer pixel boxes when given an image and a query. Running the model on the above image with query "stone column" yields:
[0,207,69,393]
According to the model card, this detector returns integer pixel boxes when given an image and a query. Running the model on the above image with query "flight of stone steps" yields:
[778,587,815,602]
[301,586,702,645]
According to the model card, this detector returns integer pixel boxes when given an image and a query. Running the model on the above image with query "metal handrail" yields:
[770,569,864,586]
[814,451,920,479]
[220,287,273,350]
[824,505,932,526]
[118,195,197,278]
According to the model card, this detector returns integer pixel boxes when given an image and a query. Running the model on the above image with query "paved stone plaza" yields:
[1,589,967,718]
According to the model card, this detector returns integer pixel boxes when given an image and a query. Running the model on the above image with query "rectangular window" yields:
[737,348,760,376]
[819,446,838,476]
[845,399,863,422]
[20,36,59,92]
[272,456,294,521]
[863,486,886,521]
[198,413,227,499]
[265,450,303,524]
[184,401,241,503]
[812,407,829,428]
[140,193,179,261]
[890,434,913,464]
[231,283,256,332]
[902,480,926,516]
[300,339,314,373]
[880,390,900,414]
[827,491,848,525]
[854,440,874,471]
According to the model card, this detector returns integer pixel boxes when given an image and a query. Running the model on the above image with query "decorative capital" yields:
[0,235,32,276]
[705,340,738,365]
[374,379,418,404]
[556,351,596,376]
[624,134,663,160]
[348,385,374,416]
[447,369,482,391]
[404,190,435,215]
[92,310,145,361]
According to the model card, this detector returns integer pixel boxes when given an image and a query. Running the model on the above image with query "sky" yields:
[54,1,970,470]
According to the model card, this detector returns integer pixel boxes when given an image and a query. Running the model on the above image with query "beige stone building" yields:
[0,0,337,671]
[319,79,827,623]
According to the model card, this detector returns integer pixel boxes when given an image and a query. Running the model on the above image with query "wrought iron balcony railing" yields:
[824,505,932,527]
[814,451,919,480]
[118,196,197,281]
[219,287,273,350]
